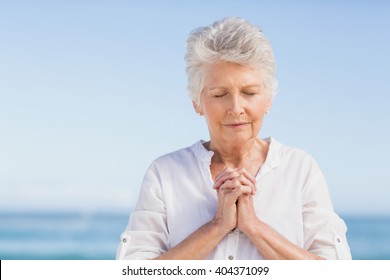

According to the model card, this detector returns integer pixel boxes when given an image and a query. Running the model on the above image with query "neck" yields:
[207,137,267,169]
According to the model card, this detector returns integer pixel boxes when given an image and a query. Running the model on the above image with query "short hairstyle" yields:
[185,17,277,104]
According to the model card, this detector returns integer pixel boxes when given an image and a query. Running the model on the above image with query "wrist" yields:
[239,217,262,237]
[210,216,235,236]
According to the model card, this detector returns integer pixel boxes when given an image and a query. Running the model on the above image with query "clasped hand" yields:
[212,167,258,235]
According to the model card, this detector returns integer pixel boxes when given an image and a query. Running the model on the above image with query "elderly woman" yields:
[116,17,351,260]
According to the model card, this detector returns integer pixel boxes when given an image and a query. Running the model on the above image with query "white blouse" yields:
[116,138,352,260]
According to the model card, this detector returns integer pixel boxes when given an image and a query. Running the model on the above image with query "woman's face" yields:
[196,61,271,146]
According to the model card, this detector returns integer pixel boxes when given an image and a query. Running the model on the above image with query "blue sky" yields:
[1,1,389,215]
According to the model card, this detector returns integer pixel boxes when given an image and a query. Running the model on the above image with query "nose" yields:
[228,94,244,116]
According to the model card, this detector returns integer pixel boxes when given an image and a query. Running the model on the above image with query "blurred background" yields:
[1,0,389,259]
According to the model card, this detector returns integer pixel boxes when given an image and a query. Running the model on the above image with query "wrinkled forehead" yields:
[202,62,266,90]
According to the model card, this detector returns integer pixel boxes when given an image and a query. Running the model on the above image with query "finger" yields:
[221,175,255,195]
[237,185,253,195]
[218,179,241,192]
[214,167,236,182]
[218,180,234,193]
[214,167,257,192]
[237,168,256,185]
[213,170,240,189]
[220,180,252,195]
[236,175,256,195]
[214,167,237,183]
[237,168,257,193]
[238,193,252,203]
[218,183,236,204]
[224,185,253,202]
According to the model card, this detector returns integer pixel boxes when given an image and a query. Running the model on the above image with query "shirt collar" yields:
[192,140,214,165]
[192,137,282,170]
[263,137,282,170]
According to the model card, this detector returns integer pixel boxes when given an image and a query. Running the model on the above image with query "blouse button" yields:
[122,238,127,243]
[228,255,234,260]
[337,238,341,243]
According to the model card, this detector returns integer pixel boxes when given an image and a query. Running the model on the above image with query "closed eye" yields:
[213,93,228,98]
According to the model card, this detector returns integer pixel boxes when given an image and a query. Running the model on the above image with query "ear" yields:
[192,100,203,116]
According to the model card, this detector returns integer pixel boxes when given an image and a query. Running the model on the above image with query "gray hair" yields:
[185,17,277,104]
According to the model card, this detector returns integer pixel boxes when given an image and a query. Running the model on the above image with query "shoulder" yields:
[142,141,207,187]
[148,141,206,173]
[279,140,314,160]
[268,138,321,172]
[268,138,328,195]
[153,142,197,165]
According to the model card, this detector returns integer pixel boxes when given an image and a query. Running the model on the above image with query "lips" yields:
[223,122,250,127]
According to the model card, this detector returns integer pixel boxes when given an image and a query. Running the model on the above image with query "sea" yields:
[0,211,389,260]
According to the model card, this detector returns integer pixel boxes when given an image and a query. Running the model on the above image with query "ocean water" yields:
[0,211,389,260]
[0,211,128,260]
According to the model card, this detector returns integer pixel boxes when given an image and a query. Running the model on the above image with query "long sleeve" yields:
[116,163,169,259]
[301,157,352,259]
